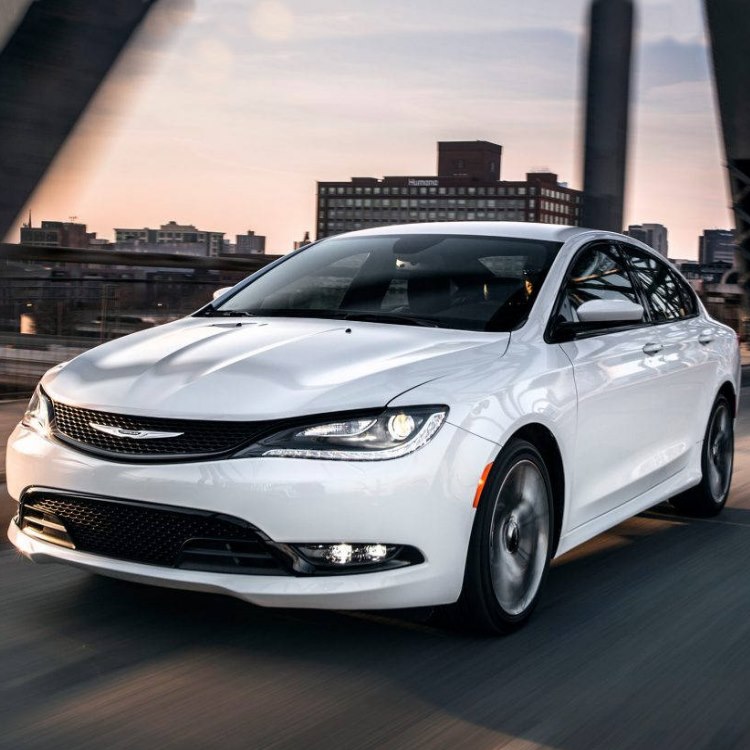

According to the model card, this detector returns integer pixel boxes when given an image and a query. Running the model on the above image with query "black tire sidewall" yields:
[465,439,554,631]
[701,394,734,508]
[672,393,735,517]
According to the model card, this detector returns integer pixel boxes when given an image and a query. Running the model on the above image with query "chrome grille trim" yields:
[51,400,273,460]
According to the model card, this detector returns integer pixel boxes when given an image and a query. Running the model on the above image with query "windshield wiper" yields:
[250,309,441,327]
[234,309,349,320]
[197,308,441,327]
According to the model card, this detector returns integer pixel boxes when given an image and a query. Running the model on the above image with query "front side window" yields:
[553,243,642,327]
[203,234,562,332]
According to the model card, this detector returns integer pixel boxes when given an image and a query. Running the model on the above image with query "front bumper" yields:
[6,421,497,609]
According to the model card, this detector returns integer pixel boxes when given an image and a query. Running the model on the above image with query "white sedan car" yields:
[7,222,739,634]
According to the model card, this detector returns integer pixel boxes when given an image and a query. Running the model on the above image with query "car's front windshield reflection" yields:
[204,233,562,332]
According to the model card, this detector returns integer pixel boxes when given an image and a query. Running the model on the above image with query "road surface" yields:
[2,394,750,749]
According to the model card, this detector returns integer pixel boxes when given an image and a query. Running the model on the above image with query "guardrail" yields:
[0,243,279,397]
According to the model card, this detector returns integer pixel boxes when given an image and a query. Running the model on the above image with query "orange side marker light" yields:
[473,463,494,508]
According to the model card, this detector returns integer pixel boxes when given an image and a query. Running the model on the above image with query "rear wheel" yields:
[672,394,734,517]
[451,439,553,635]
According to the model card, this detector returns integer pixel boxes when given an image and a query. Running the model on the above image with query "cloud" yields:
[637,0,706,43]
[638,36,710,90]
[248,0,294,42]
[197,26,582,107]
[234,0,589,41]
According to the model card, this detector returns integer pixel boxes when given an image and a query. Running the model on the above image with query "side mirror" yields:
[212,287,232,301]
[576,299,644,323]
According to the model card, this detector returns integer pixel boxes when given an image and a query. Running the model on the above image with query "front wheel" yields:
[451,439,553,635]
[671,394,734,517]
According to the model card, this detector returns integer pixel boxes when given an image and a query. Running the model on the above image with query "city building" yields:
[625,223,668,256]
[670,258,743,334]
[673,259,733,291]
[114,221,224,256]
[316,140,582,239]
[21,219,94,249]
[699,229,735,265]
[234,230,266,255]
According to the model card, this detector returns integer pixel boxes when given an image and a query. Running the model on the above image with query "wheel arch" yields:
[718,380,737,419]
[505,422,566,557]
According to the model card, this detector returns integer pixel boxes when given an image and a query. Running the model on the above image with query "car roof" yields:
[339,221,601,244]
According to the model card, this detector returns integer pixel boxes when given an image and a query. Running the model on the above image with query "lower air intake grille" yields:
[19,491,288,575]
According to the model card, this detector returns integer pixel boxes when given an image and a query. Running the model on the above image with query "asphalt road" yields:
[2,396,750,750]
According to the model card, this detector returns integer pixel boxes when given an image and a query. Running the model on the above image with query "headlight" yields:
[237,406,448,460]
[22,385,54,436]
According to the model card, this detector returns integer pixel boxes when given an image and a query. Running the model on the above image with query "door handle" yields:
[698,330,714,345]
[642,342,663,355]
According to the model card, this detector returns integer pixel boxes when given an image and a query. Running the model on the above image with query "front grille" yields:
[19,491,288,575]
[52,400,272,460]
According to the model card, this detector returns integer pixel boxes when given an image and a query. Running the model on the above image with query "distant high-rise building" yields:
[114,220,224,256]
[626,223,668,256]
[315,140,582,239]
[699,229,735,266]
[21,219,91,249]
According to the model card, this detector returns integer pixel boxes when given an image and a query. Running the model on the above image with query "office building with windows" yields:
[699,229,735,266]
[234,230,266,255]
[625,223,668,256]
[21,220,94,249]
[114,221,224,256]
[316,141,582,239]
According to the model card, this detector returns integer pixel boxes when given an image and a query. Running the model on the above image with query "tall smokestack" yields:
[581,0,635,231]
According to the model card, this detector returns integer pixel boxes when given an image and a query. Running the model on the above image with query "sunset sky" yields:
[10,0,731,258]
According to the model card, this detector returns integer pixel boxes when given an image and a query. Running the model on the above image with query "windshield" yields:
[201,233,562,332]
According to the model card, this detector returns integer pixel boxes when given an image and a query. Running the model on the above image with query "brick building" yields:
[316,140,582,239]
[20,220,93,248]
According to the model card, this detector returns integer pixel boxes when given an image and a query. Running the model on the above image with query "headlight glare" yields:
[387,413,416,441]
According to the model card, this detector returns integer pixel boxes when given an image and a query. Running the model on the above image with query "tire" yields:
[671,394,734,517]
[449,438,554,635]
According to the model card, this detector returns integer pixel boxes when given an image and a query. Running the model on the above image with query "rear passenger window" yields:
[623,248,690,321]
[676,275,698,317]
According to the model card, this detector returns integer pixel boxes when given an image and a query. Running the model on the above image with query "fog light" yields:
[329,543,353,565]
[284,542,425,575]
[364,543,388,561]
[295,542,399,567]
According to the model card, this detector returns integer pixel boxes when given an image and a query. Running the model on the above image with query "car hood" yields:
[42,316,509,419]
